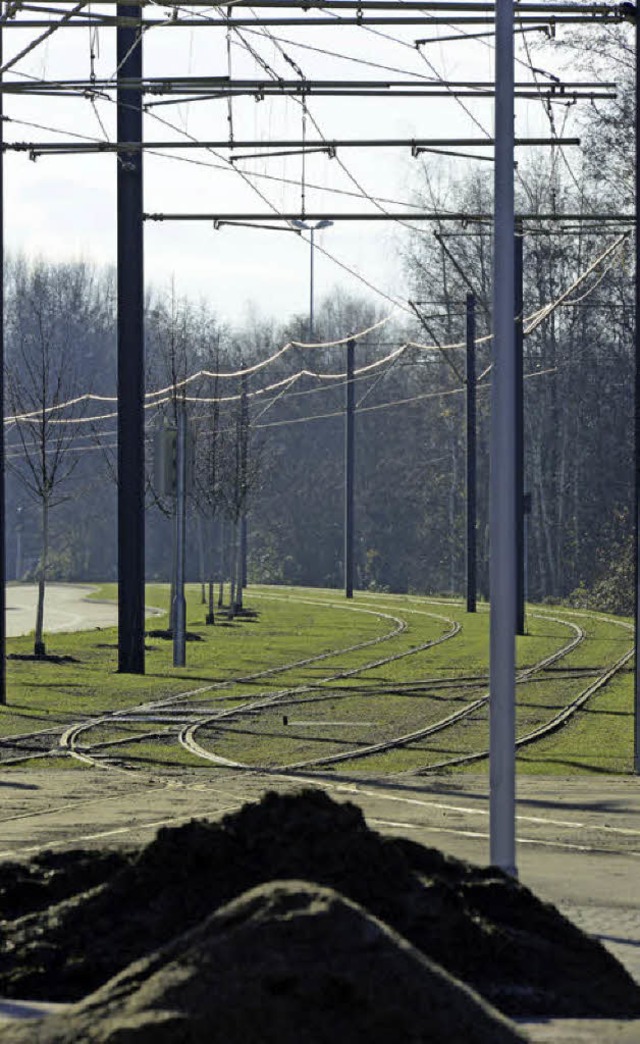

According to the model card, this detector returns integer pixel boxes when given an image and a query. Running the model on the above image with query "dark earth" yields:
[0,880,529,1043]
[0,788,639,1040]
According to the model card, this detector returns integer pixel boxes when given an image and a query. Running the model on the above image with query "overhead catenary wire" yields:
[0,360,560,456]
[127,0,590,315]
[4,4,619,323]
[5,225,627,428]
[4,111,440,213]
[0,0,88,75]
[5,325,402,424]
[250,364,558,430]
[2,1,626,419]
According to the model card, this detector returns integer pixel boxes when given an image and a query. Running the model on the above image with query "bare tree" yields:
[192,326,224,624]
[227,368,250,616]
[5,260,88,657]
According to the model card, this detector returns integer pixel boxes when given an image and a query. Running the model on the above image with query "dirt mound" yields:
[1,788,639,1018]
[0,880,526,1044]
[0,849,128,920]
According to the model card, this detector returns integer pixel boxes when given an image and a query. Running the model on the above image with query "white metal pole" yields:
[309,227,315,340]
[173,402,187,667]
[490,0,517,876]
[633,4,640,775]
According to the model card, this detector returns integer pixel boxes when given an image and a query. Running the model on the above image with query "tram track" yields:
[68,603,602,773]
[0,592,631,784]
[0,596,413,768]
[177,606,590,774]
[177,606,630,778]
[63,603,462,768]
[0,596,635,873]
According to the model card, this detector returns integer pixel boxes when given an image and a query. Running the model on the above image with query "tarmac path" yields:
[5,583,118,637]
[4,583,160,637]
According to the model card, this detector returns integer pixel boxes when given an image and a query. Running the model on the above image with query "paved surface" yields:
[0,768,640,1040]
[5,583,118,637]
[5,583,161,637]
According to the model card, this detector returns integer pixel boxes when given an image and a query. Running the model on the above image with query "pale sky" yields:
[2,4,578,326]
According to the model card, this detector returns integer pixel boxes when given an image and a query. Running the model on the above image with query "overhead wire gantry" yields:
[0,0,633,877]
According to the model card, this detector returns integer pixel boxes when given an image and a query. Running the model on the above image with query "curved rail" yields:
[178,608,583,773]
[5,596,625,782]
[409,615,634,775]
[57,599,453,769]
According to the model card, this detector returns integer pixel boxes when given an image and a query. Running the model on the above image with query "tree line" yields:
[4,21,636,641]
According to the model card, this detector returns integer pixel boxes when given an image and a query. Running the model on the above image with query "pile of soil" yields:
[0,880,527,1043]
[0,849,127,921]
[1,788,639,1021]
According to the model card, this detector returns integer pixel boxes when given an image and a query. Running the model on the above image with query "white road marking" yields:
[342,786,640,839]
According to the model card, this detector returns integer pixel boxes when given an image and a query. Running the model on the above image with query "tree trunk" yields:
[228,521,239,619]
[197,514,206,604]
[235,520,244,613]
[34,498,48,658]
[217,519,225,610]
[206,516,215,625]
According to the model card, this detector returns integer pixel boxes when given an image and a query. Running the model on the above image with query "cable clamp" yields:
[617,2,637,21]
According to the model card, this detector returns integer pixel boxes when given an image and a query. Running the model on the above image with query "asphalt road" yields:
[5,583,136,637]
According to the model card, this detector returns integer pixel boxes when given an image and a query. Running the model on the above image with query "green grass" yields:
[0,584,635,777]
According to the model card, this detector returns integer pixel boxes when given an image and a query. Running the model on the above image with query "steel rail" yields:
[413,646,634,773]
[178,605,585,773]
[55,601,461,769]
[179,607,462,765]
[407,613,635,774]
[54,598,414,767]
[207,610,585,773]
[0,596,407,765]
[1,599,627,778]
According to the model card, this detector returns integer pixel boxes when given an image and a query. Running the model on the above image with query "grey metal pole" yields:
[235,370,249,612]
[241,513,248,589]
[309,228,315,340]
[0,14,5,705]
[345,337,355,598]
[16,514,22,582]
[117,3,145,674]
[635,4,640,774]
[490,0,517,876]
[466,292,477,614]
[515,225,525,636]
[524,510,529,609]
[197,513,206,604]
[173,403,187,667]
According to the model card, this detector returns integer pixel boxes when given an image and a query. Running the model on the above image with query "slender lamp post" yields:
[291,219,334,339]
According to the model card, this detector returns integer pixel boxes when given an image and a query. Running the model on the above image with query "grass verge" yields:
[0,585,634,776]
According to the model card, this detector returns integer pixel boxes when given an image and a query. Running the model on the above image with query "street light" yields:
[291,218,334,340]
